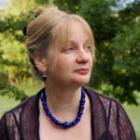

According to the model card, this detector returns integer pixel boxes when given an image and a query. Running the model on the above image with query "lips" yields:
[74,68,89,75]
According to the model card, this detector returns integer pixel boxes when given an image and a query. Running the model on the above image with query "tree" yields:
[79,0,140,104]
[0,0,37,101]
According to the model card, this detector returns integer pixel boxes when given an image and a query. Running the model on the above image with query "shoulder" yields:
[0,88,43,126]
[0,96,34,140]
[85,87,121,109]
[4,94,36,118]
[84,87,129,120]
[0,95,35,128]
[85,87,136,139]
[0,88,43,139]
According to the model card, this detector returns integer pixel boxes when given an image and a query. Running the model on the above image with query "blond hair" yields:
[26,5,96,81]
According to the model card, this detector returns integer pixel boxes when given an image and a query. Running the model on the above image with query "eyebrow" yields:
[67,38,91,45]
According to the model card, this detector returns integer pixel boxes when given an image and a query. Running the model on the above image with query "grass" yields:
[0,80,42,116]
[123,97,140,139]
[0,83,140,139]
[0,96,19,116]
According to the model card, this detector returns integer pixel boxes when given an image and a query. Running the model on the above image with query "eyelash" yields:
[85,46,92,51]
[62,45,92,53]
[62,47,76,52]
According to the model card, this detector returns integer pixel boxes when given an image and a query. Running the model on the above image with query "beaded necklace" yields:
[40,87,85,128]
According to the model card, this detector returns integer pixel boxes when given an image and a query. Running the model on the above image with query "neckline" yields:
[36,87,95,140]
[84,87,95,140]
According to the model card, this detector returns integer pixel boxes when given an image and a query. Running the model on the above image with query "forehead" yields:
[50,17,93,50]
[67,21,89,41]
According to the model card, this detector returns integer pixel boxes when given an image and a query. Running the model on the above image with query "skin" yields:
[34,20,93,140]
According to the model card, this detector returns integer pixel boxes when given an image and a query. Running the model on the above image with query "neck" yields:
[44,82,83,117]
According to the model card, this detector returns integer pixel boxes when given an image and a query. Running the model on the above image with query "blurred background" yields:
[0,0,140,139]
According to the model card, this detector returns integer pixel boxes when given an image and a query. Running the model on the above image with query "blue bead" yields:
[76,116,81,121]
[51,116,56,121]
[44,106,48,110]
[47,111,51,116]
[79,111,83,115]
[73,120,77,124]
[55,120,61,125]
[62,122,69,128]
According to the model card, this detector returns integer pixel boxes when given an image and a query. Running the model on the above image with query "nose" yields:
[76,48,90,64]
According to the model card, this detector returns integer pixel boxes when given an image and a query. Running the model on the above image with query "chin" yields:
[72,77,90,86]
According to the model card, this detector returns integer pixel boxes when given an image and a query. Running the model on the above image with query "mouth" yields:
[74,68,89,75]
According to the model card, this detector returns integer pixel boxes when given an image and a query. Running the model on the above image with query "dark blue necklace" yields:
[40,87,85,129]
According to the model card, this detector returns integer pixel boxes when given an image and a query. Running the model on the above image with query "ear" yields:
[32,51,47,73]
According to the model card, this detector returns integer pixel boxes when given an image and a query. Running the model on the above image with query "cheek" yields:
[90,58,93,68]
[89,54,93,65]
[56,57,73,71]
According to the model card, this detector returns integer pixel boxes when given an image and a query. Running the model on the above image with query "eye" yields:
[85,45,92,52]
[62,46,76,53]
[67,47,75,50]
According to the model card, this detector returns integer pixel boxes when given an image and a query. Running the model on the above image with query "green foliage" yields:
[54,0,80,12]
[0,1,35,102]
[113,23,140,76]
[117,1,140,26]
[0,32,29,102]
[34,0,49,5]
[80,0,116,43]
[79,0,140,104]
[0,72,28,101]
[110,23,140,104]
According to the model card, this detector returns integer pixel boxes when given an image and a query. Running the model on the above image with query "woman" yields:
[0,6,136,140]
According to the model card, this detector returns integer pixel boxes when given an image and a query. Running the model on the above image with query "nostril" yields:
[76,55,89,64]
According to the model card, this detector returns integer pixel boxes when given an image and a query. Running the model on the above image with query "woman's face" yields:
[46,21,93,87]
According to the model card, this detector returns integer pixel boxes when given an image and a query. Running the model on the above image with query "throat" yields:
[46,88,82,113]
[41,88,85,128]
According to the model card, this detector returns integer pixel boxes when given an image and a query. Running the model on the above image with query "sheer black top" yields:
[0,87,136,140]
